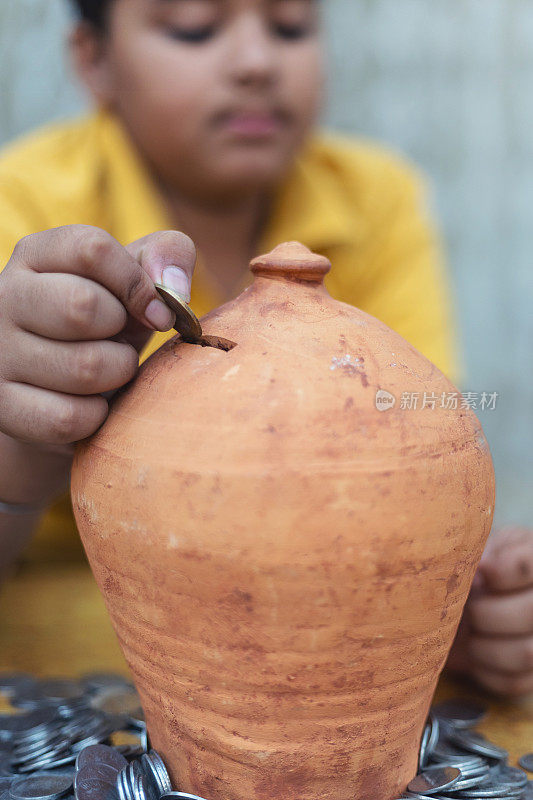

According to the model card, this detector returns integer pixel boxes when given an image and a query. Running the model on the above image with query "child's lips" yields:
[215,110,287,138]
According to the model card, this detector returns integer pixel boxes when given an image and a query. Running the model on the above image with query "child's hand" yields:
[0,225,195,447]
[446,526,533,697]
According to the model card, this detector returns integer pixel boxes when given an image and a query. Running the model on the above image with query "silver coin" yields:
[80,677,133,696]
[426,712,440,757]
[0,717,36,743]
[12,709,59,737]
[0,677,37,700]
[141,752,171,796]
[0,756,15,778]
[496,765,529,788]
[75,766,118,787]
[13,737,67,761]
[17,752,78,774]
[433,698,488,729]
[120,768,135,800]
[10,773,73,800]
[9,687,48,713]
[432,743,483,766]
[38,770,75,780]
[37,683,85,706]
[522,781,533,799]
[115,770,128,800]
[75,747,127,775]
[135,761,158,800]
[407,765,461,794]
[449,772,493,790]
[73,776,117,800]
[14,725,63,747]
[160,794,212,800]
[455,784,525,798]
[418,722,431,771]
[113,748,143,763]
[13,732,67,753]
[90,692,141,721]
[519,755,533,773]
[121,763,138,800]
[147,751,171,793]
[132,773,146,800]
[450,729,508,761]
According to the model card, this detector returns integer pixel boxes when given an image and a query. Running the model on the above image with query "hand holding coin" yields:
[446,526,533,697]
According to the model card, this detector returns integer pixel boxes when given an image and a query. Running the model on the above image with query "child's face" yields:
[77,0,325,203]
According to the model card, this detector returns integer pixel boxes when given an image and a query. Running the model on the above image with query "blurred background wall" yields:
[0,0,531,528]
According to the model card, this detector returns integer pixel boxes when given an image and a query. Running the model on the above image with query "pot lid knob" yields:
[250,241,331,283]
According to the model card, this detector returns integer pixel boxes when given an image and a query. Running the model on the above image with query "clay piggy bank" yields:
[71,242,495,800]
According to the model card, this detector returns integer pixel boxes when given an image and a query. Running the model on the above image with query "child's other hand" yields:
[0,225,195,447]
[446,526,533,697]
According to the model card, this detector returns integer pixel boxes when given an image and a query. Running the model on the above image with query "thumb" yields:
[126,230,196,303]
[109,230,197,355]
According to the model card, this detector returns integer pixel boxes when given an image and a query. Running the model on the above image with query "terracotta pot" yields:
[71,242,495,800]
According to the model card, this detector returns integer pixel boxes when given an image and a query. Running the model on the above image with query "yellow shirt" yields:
[0,108,461,563]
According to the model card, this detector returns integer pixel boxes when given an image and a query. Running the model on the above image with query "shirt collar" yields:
[259,134,364,254]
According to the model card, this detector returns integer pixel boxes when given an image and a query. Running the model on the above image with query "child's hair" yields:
[70,0,110,29]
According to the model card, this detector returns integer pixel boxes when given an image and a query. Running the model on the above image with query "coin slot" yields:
[184,335,237,352]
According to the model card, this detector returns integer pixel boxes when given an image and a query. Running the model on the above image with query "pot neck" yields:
[250,241,331,285]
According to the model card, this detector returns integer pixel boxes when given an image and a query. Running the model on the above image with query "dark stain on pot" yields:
[344,396,354,410]
[227,634,266,653]
[232,730,250,740]
[333,674,347,688]
[219,587,254,614]
[446,570,460,596]
[180,549,212,561]
[103,573,122,597]
[181,473,201,488]
[254,764,311,799]
[331,353,369,387]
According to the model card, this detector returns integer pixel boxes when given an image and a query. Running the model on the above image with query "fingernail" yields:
[162,266,191,303]
[145,298,175,331]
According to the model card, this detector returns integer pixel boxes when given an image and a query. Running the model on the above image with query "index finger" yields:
[15,225,175,332]
[480,527,533,592]
[468,586,533,635]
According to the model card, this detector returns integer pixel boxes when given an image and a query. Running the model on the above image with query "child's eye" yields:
[165,26,216,44]
[272,23,312,41]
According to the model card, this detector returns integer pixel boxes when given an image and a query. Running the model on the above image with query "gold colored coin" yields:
[154,283,203,342]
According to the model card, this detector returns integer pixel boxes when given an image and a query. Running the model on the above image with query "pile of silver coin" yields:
[395,698,533,799]
[1,673,531,800]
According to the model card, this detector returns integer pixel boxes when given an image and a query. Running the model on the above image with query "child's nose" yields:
[225,13,279,87]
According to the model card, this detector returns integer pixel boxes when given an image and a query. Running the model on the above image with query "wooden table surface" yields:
[0,562,531,764]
